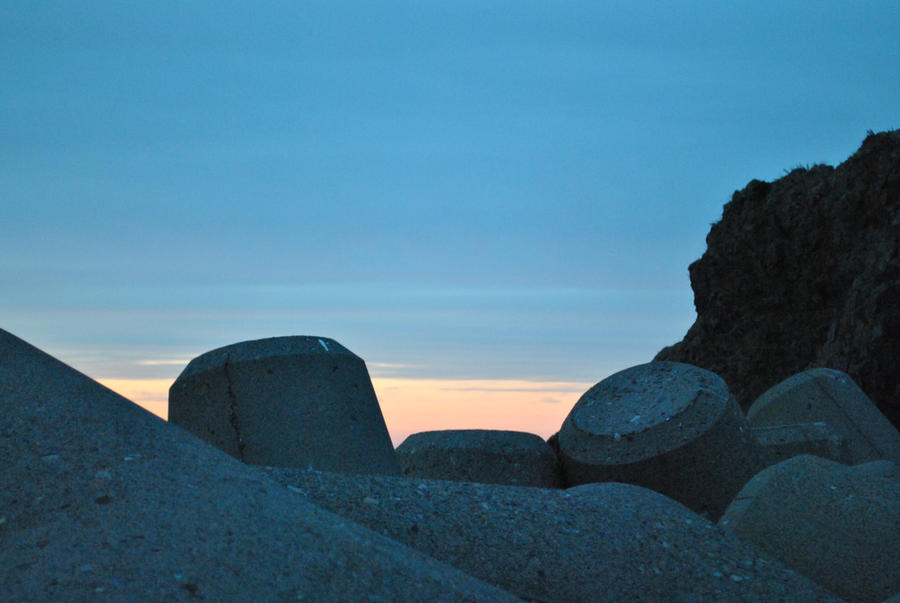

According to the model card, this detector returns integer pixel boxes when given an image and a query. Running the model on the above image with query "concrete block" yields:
[720,454,900,602]
[747,368,900,464]
[169,336,399,475]
[266,466,841,602]
[558,362,770,519]
[396,429,562,488]
[751,421,852,465]
[853,459,899,481]
[0,328,512,601]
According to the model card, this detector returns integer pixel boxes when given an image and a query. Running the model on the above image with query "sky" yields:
[2,2,898,445]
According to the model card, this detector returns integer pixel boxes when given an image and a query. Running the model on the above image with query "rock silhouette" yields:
[656,130,900,430]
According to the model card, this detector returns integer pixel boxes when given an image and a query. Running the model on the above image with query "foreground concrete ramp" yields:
[169,336,399,474]
[0,329,514,601]
[558,362,770,519]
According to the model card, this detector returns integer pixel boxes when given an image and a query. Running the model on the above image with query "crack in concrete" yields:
[223,356,245,461]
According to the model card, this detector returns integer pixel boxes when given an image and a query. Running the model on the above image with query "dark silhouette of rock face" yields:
[656,130,900,429]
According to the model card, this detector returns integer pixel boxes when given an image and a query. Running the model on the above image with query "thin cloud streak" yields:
[136,359,193,366]
[5,283,693,384]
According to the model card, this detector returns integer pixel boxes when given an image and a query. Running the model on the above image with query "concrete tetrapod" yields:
[720,454,900,603]
[558,362,770,519]
[747,368,900,465]
[0,328,515,601]
[396,429,563,487]
[751,422,852,465]
[169,336,399,474]
[265,466,842,602]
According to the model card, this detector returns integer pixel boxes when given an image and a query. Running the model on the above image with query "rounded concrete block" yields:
[719,454,900,602]
[558,361,770,519]
[169,336,399,475]
[396,429,562,488]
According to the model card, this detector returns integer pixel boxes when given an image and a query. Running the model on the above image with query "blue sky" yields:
[2,2,898,436]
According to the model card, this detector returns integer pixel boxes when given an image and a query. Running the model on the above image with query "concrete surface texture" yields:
[169,335,399,474]
[265,466,841,602]
[558,361,770,519]
[852,459,899,481]
[751,422,852,466]
[720,454,900,602]
[396,429,563,487]
[747,368,900,465]
[0,328,514,601]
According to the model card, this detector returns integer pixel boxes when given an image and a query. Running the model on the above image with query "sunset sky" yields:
[2,3,897,445]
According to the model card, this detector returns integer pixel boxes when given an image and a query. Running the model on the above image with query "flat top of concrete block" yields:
[572,362,726,436]
[563,362,731,463]
[178,335,356,379]
[398,429,549,452]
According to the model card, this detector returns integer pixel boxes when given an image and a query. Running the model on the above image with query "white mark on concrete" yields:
[318,339,330,352]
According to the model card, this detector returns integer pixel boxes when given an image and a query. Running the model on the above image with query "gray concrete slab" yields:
[0,328,515,601]
[751,422,852,465]
[396,429,562,488]
[747,368,900,465]
[265,466,842,602]
[853,460,899,481]
[169,336,399,474]
[720,454,900,602]
[558,362,770,519]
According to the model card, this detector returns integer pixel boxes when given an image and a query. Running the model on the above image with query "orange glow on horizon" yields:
[98,376,591,447]
[372,378,589,445]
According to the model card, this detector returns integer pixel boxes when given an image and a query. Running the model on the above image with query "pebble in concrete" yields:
[396,429,562,488]
[558,361,770,519]
[747,368,900,465]
[720,454,900,603]
[169,336,399,474]
[751,422,852,465]
[266,466,841,602]
[0,328,512,601]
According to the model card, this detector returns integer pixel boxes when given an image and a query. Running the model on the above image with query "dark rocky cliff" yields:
[656,129,900,429]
